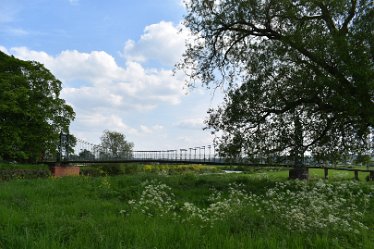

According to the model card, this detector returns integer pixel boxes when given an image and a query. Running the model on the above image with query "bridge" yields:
[43,133,289,166]
[49,135,236,165]
[42,133,374,180]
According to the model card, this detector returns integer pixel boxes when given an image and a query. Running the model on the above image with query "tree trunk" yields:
[289,167,309,180]
[289,112,309,180]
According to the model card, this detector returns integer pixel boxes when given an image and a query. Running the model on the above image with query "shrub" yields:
[0,169,51,180]
[80,167,104,177]
[100,164,123,176]
[122,163,143,174]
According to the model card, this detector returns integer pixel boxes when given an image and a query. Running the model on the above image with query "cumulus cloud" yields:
[70,111,167,147]
[9,47,186,111]
[0,21,217,149]
[139,124,164,135]
[79,113,137,134]
[68,112,139,144]
[0,46,9,54]
[124,21,189,66]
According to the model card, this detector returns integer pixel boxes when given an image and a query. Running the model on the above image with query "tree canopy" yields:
[0,51,75,162]
[180,0,373,165]
[99,130,134,158]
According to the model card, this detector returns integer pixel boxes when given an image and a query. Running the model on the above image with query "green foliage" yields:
[0,169,51,180]
[79,167,104,177]
[98,130,134,158]
[0,51,75,162]
[100,164,123,176]
[0,163,50,180]
[80,163,219,177]
[128,179,371,233]
[122,163,144,174]
[0,173,372,248]
[78,149,95,160]
[143,164,220,174]
[179,0,374,165]
[0,163,49,170]
[354,153,372,165]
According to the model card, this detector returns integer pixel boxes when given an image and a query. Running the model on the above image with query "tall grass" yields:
[0,172,373,248]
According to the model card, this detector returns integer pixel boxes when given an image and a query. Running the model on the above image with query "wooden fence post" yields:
[369,171,374,181]
[354,170,359,181]
[324,168,328,180]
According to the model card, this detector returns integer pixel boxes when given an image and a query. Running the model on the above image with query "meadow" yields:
[0,164,373,249]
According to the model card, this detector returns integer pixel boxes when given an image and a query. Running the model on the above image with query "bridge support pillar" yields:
[49,164,80,177]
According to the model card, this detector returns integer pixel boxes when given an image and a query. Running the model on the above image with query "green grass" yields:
[0,170,373,248]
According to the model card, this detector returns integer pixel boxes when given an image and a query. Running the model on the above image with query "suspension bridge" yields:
[65,138,223,165]
[43,133,287,166]
[42,133,374,180]
[47,134,220,164]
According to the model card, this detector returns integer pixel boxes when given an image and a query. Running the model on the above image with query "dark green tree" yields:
[78,149,95,160]
[100,130,134,158]
[67,133,77,159]
[0,51,75,162]
[179,0,373,178]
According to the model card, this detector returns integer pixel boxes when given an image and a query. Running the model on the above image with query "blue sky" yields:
[0,0,222,150]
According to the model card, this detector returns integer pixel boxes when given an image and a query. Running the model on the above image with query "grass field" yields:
[0,165,373,248]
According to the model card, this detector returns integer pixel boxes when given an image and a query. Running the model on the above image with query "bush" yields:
[122,163,143,174]
[100,164,123,176]
[0,169,51,180]
[80,167,104,177]
[143,164,220,174]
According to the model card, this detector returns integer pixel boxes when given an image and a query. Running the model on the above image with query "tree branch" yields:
[223,34,250,62]
[340,0,357,34]
[282,38,353,89]
[304,117,336,148]
[318,3,338,33]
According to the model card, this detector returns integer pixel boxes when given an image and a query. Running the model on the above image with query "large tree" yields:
[0,51,75,162]
[99,130,134,158]
[180,0,373,177]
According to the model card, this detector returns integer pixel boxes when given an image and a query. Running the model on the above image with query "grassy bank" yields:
[0,170,373,248]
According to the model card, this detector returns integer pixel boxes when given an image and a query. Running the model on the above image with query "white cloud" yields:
[79,113,137,134]
[0,21,217,150]
[139,124,164,134]
[69,112,139,144]
[9,47,186,110]
[124,21,189,66]
[175,118,205,129]
[6,21,190,111]
[0,46,9,54]
[4,45,188,147]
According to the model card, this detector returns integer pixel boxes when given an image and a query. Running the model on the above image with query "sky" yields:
[0,0,223,150]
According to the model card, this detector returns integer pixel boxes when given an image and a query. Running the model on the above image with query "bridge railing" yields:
[45,149,299,167]
[65,149,225,163]
[43,136,373,167]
